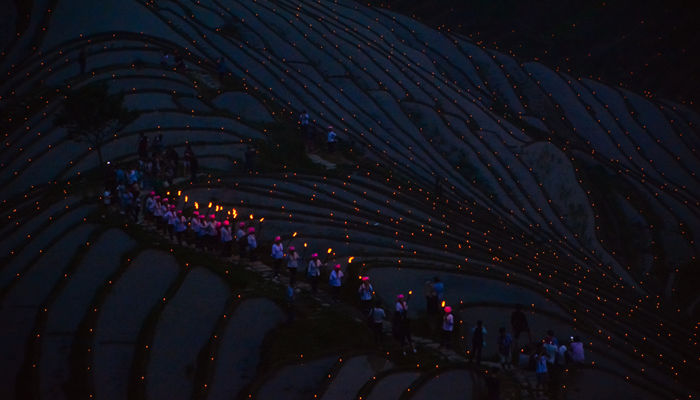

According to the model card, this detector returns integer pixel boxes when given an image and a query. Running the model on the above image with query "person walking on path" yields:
[328,264,343,301]
[470,320,487,365]
[286,246,300,285]
[368,300,385,345]
[358,276,374,314]
[511,304,532,349]
[497,327,513,370]
[440,306,454,348]
[236,222,247,257]
[247,227,257,261]
[220,220,233,256]
[326,126,337,153]
[394,294,415,355]
[307,253,322,293]
[174,210,187,245]
[271,236,284,278]
[535,345,549,393]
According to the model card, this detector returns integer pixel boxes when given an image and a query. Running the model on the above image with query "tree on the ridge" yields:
[55,82,139,169]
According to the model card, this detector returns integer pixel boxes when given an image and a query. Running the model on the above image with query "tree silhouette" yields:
[54,82,139,169]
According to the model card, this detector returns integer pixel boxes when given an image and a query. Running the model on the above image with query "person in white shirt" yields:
[271,236,284,277]
[174,210,187,244]
[328,264,343,301]
[441,306,454,348]
[307,253,322,293]
[220,220,233,256]
[368,300,385,345]
[286,246,300,285]
[358,276,374,313]
[247,227,257,261]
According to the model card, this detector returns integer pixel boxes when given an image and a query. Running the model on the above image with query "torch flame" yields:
[259,217,264,222]
[184,196,188,203]
[303,242,307,248]
[441,301,446,308]
[249,214,254,220]
[231,208,237,218]
[292,232,298,237]
[408,290,413,295]
[208,202,212,209]
[348,256,355,264]
[194,202,199,210]
[327,248,332,254]
[177,190,181,196]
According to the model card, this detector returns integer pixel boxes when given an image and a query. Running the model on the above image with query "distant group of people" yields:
[138,190,348,300]
[298,110,339,153]
[137,133,199,183]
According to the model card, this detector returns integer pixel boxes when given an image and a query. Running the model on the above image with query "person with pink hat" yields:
[358,276,374,314]
[220,220,233,257]
[394,294,416,354]
[235,222,247,257]
[270,236,284,278]
[286,245,300,285]
[246,226,257,261]
[329,264,344,302]
[166,205,178,240]
[189,211,200,245]
[174,210,187,244]
[307,252,322,293]
[440,305,454,348]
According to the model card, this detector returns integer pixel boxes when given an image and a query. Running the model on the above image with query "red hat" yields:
[396,294,405,300]
[289,246,295,251]
[177,210,182,214]
[193,211,199,216]
[361,276,370,282]
[155,196,161,200]
[444,306,452,313]
[149,191,155,196]
[169,205,176,210]
[312,253,318,258]
[275,236,281,241]
[163,198,168,203]
[239,222,246,227]
[223,220,230,226]
[248,227,255,233]
[215,222,222,228]
[334,264,341,269]
[209,214,216,220]
[199,215,205,219]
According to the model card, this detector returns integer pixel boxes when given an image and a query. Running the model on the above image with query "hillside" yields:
[1,0,698,399]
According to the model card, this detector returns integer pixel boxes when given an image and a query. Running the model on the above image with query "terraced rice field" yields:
[1,0,698,398]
